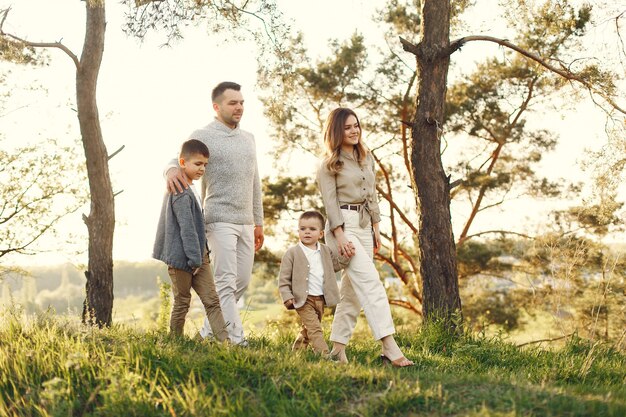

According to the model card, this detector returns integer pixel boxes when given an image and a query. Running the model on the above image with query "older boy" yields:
[278,211,348,355]
[153,139,228,341]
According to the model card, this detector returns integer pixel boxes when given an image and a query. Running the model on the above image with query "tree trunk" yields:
[78,0,114,327]
[410,0,462,324]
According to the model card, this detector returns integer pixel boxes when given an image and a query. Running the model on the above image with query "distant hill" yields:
[1,260,169,313]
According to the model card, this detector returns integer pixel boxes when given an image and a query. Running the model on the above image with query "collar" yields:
[339,148,356,161]
[211,118,240,134]
[298,241,320,254]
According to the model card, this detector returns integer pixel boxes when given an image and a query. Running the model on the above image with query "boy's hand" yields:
[284,299,295,310]
[166,166,189,195]
[334,229,355,258]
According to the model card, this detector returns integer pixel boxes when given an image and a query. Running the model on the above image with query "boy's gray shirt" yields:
[153,187,206,272]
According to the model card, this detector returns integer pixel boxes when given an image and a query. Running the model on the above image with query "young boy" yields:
[153,139,229,341]
[278,211,345,355]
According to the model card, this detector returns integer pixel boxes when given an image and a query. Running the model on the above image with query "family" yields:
[152,81,413,368]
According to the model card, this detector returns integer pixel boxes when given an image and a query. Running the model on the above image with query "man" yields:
[166,81,264,345]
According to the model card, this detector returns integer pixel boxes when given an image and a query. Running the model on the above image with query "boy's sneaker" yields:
[194,332,214,341]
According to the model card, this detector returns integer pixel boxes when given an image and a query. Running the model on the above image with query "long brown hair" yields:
[323,108,368,173]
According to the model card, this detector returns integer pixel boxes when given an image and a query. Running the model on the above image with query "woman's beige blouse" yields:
[316,149,381,231]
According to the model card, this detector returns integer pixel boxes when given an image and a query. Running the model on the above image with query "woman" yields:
[317,107,413,367]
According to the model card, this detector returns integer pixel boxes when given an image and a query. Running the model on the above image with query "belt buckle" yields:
[341,204,360,211]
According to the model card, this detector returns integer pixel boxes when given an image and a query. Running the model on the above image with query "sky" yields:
[1,0,623,266]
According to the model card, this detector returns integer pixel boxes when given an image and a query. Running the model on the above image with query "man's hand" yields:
[166,166,189,194]
[254,225,264,252]
[284,299,295,310]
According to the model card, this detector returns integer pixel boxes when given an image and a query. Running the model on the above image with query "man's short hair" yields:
[180,139,209,160]
[299,210,325,229]
[211,81,241,103]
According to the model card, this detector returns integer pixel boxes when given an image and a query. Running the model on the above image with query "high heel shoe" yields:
[328,349,349,364]
[380,354,414,367]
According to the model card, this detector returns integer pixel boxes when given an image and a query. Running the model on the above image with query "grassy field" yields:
[0,308,624,417]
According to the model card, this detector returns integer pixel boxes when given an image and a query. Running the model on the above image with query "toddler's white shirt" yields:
[298,241,324,296]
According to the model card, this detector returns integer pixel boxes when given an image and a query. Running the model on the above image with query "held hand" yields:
[166,167,189,195]
[334,229,355,258]
[254,225,264,252]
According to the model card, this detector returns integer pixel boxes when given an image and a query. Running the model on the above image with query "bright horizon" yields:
[2,0,623,267]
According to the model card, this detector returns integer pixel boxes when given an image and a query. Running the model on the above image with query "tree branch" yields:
[383,35,416,74]
[457,143,504,245]
[400,101,413,182]
[377,250,409,285]
[375,185,419,235]
[458,75,538,245]
[0,8,80,68]
[108,145,125,161]
[377,241,422,301]
[370,151,419,235]
[1,170,47,225]
[372,150,400,263]
[615,11,625,62]
[397,247,422,302]
[389,299,422,315]
[0,205,81,259]
[516,332,574,348]
[449,35,626,115]
[461,229,534,242]
[399,36,419,56]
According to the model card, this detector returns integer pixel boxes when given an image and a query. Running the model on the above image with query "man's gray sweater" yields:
[170,119,263,226]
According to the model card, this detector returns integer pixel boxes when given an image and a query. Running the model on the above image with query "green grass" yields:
[0,309,624,417]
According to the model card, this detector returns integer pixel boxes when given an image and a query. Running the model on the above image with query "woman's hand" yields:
[373,223,382,255]
[333,227,355,257]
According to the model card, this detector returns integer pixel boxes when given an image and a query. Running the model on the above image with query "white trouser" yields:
[330,209,395,344]
[199,222,254,344]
